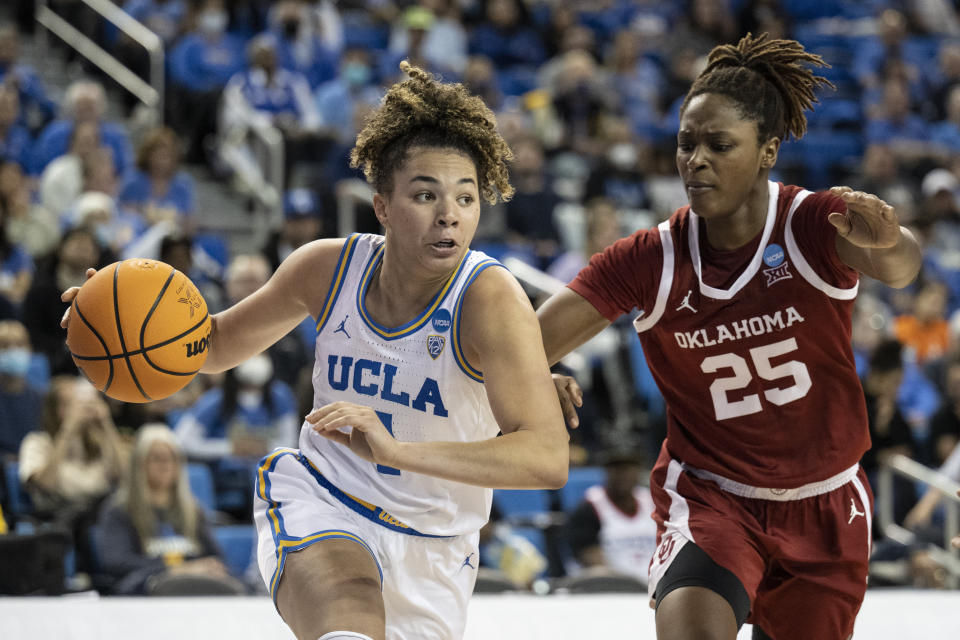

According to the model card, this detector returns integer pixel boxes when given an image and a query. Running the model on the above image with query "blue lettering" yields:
[328,355,352,391]
[381,364,410,406]
[412,378,448,417]
[354,359,381,397]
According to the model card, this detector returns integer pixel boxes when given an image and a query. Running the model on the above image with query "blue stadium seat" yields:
[493,489,551,521]
[186,463,216,513]
[559,466,606,512]
[213,525,256,578]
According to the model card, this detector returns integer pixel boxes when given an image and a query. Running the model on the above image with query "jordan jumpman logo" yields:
[676,290,697,313]
[334,315,351,339]
[848,498,865,524]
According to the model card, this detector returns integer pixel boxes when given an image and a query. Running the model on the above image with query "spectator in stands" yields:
[0,201,32,311]
[38,121,103,219]
[19,378,126,575]
[167,0,246,163]
[666,0,736,60]
[381,5,461,81]
[925,354,960,466]
[566,450,657,584]
[604,27,666,140]
[118,127,195,231]
[0,86,31,172]
[395,0,468,75]
[31,80,133,177]
[261,188,323,272]
[22,227,107,375]
[460,55,503,112]
[0,319,43,459]
[929,42,960,122]
[0,22,56,135]
[218,33,321,206]
[221,252,312,399]
[584,119,651,214]
[503,136,562,269]
[313,47,383,146]
[852,9,925,96]
[66,187,145,259]
[548,196,624,285]
[894,279,951,365]
[174,352,298,519]
[468,0,546,70]
[548,50,618,156]
[96,423,236,595]
[0,161,59,258]
[860,339,920,526]
[268,0,338,89]
[864,77,932,164]
[855,144,917,227]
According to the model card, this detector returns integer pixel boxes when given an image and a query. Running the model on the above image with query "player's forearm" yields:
[389,429,569,490]
[865,227,922,289]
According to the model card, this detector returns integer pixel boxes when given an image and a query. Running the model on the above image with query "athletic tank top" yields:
[300,233,503,536]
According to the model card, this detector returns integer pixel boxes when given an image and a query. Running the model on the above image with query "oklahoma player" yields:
[539,34,921,640]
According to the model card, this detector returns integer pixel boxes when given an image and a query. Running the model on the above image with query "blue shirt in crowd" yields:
[118,169,195,219]
[168,32,247,93]
[31,119,134,175]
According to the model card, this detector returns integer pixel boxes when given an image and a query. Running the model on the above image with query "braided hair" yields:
[681,32,834,143]
[350,61,514,204]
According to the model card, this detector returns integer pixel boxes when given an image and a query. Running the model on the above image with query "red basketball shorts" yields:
[647,445,873,640]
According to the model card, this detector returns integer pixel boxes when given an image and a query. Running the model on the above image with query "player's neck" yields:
[702,182,769,251]
[366,260,451,327]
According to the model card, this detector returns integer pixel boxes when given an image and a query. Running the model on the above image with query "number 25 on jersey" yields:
[700,337,811,420]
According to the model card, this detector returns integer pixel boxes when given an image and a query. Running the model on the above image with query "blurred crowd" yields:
[1,0,960,595]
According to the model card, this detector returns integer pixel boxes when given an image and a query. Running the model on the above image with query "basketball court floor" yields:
[1,590,958,638]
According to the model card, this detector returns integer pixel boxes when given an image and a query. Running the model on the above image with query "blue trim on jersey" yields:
[316,234,360,334]
[256,449,383,606]
[270,530,383,605]
[297,453,450,538]
[356,243,472,340]
[451,259,504,382]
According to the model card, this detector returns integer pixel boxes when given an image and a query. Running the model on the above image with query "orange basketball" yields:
[66,259,212,403]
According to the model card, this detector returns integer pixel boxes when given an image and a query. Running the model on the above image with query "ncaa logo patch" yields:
[427,335,446,359]
[762,243,792,286]
[432,308,452,333]
[763,243,785,267]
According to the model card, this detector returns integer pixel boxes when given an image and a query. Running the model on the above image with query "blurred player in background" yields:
[538,34,922,640]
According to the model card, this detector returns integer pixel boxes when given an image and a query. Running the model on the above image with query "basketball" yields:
[66,259,212,403]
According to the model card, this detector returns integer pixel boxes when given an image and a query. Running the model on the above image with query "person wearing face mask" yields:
[167,0,245,163]
[501,136,563,270]
[0,319,43,459]
[584,121,652,215]
[269,0,338,89]
[22,227,108,376]
[314,48,384,145]
[173,353,298,519]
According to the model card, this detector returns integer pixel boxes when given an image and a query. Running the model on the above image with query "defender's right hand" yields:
[60,268,98,329]
[553,373,583,429]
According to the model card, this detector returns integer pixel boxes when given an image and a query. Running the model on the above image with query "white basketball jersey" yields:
[584,485,658,582]
[300,234,503,536]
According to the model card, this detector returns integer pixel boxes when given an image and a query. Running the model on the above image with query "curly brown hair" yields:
[681,32,834,143]
[350,61,514,204]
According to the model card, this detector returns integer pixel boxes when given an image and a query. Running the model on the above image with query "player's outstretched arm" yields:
[536,287,611,366]
[201,239,345,373]
[828,186,922,288]
[310,266,569,489]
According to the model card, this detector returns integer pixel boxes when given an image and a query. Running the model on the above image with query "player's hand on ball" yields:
[552,373,583,429]
[59,267,98,328]
[827,187,901,249]
[307,401,400,467]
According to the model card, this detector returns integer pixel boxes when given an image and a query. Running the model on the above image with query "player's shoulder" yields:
[778,183,845,217]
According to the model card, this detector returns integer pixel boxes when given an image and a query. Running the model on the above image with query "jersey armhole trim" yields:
[452,259,505,382]
[315,234,361,333]
[783,190,859,300]
[633,220,675,333]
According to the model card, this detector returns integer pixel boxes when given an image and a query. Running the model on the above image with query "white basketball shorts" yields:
[253,448,481,640]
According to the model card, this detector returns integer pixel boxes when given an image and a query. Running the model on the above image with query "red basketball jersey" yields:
[570,182,870,487]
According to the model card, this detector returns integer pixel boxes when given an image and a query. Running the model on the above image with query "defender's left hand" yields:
[827,186,901,249]
[307,401,399,467]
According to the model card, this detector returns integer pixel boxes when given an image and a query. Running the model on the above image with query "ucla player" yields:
[538,35,922,640]
[62,62,568,640]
